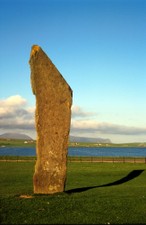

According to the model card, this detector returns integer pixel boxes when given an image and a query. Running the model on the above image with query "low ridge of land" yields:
[0,138,146,148]
[0,132,146,147]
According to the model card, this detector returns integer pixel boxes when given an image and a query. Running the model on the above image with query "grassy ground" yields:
[0,155,146,164]
[0,161,146,224]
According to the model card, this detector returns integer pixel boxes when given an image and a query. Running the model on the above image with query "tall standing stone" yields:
[29,45,72,194]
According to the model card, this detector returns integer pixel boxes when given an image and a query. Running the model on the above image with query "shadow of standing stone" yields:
[29,45,72,194]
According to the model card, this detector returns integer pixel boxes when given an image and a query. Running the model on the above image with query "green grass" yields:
[0,161,146,224]
[0,139,35,147]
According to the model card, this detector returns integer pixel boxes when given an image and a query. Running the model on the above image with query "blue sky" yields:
[0,0,146,143]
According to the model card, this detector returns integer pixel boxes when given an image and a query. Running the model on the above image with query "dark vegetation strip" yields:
[0,156,146,163]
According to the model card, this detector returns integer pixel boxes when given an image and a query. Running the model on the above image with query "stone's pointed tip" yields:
[30,45,41,58]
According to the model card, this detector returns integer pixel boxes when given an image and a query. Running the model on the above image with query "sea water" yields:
[0,146,146,157]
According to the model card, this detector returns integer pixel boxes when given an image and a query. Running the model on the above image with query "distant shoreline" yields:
[0,138,146,148]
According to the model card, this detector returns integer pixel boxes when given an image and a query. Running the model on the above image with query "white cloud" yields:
[0,96,145,142]
[71,119,146,135]
[0,95,35,131]
[71,106,146,136]
[71,105,97,118]
[0,95,27,107]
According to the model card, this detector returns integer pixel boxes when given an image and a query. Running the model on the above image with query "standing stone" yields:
[29,45,72,194]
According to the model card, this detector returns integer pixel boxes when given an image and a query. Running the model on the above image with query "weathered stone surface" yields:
[29,45,72,194]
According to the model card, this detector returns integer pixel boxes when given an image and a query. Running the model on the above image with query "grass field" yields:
[0,160,146,224]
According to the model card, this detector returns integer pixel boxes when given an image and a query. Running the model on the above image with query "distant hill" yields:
[0,133,33,140]
[0,132,111,143]
[69,135,111,143]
